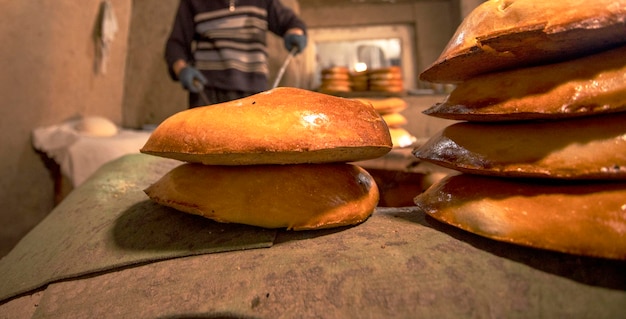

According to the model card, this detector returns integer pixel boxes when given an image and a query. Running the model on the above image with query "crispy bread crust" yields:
[145,163,379,230]
[420,0,626,83]
[141,88,392,165]
[424,45,626,121]
[413,113,626,179]
[415,174,626,260]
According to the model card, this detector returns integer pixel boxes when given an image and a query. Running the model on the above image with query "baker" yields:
[165,0,308,108]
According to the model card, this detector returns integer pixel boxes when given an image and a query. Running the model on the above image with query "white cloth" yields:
[33,120,152,187]
[96,0,118,74]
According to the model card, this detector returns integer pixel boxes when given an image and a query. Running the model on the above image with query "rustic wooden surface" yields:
[1,154,625,318]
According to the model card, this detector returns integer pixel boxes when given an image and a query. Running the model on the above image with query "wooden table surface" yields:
[1,154,624,318]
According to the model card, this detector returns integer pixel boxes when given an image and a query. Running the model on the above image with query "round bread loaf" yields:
[381,112,407,128]
[75,116,118,137]
[424,44,626,121]
[320,66,351,92]
[140,87,392,165]
[369,83,404,93]
[350,81,368,92]
[320,79,352,90]
[350,97,407,115]
[389,127,416,148]
[369,72,402,81]
[369,66,401,75]
[414,173,626,260]
[350,71,369,90]
[318,85,352,93]
[320,79,352,86]
[144,163,379,230]
[420,0,626,83]
[322,66,350,74]
[322,72,350,81]
[350,70,368,79]
[413,112,626,179]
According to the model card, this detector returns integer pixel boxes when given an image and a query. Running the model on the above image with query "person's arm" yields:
[285,27,304,36]
[172,59,188,78]
[165,0,196,80]
[283,28,307,54]
[164,0,207,93]
[267,0,308,54]
[266,0,307,38]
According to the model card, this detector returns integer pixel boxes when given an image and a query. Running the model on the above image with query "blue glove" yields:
[284,33,307,54]
[178,66,208,93]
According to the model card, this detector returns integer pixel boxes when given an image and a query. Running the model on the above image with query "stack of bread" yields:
[349,70,369,92]
[368,66,404,93]
[318,66,404,94]
[351,97,416,149]
[140,87,393,230]
[318,66,352,93]
[413,0,626,260]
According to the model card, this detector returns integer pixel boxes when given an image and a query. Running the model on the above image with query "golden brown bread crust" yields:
[381,112,407,128]
[322,66,350,74]
[322,72,350,81]
[369,72,402,81]
[140,88,392,165]
[412,113,626,179]
[144,163,379,230]
[389,127,416,149]
[424,45,626,121]
[369,84,404,93]
[420,0,626,83]
[369,66,401,75]
[350,97,407,115]
[414,173,626,260]
[319,79,352,93]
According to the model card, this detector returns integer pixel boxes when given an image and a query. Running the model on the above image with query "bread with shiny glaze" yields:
[144,163,379,230]
[412,113,626,179]
[424,44,626,121]
[420,0,626,83]
[414,173,626,260]
[350,97,407,115]
[141,87,392,165]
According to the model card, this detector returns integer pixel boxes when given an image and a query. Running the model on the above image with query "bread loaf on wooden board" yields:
[145,163,379,230]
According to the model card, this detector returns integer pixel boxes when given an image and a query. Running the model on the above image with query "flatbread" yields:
[145,163,379,230]
[424,44,626,121]
[412,112,626,179]
[141,87,392,165]
[350,97,407,115]
[420,0,626,83]
[415,173,626,260]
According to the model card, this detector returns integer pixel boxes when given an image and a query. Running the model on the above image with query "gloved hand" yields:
[284,33,307,54]
[178,66,207,93]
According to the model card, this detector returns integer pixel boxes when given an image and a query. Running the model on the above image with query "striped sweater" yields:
[165,0,306,93]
